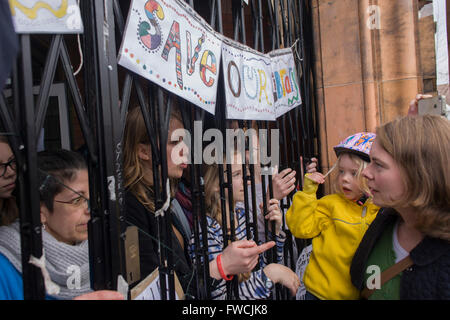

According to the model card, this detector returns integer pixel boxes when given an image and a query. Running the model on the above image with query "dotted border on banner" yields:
[227,103,276,115]
[222,46,272,65]
[123,48,216,106]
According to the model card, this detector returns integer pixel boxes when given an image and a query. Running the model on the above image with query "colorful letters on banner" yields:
[222,42,302,120]
[118,0,302,119]
[118,0,222,114]
[9,0,83,34]
[270,48,302,118]
[222,40,275,121]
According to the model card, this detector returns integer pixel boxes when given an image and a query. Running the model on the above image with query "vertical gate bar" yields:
[97,0,127,290]
[239,120,253,241]
[298,0,313,159]
[194,107,212,299]
[304,1,321,185]
[157,90,176,300]
[215,68,237,299]
[286,112,299,271]
[187,106,204,299]
[81,0,108,290]
[82,0,127,291]
[17,35,46,300]
[266,0,276,50]
[147,85,167,300]
[278,115,288,300]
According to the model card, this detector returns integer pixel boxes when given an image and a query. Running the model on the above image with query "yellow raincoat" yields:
[287,175,380,300]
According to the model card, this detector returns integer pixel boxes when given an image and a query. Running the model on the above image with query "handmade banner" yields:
[270,48,302,118]
[118,0,223,114]
[9,0,83,34]
[222,39,276,121]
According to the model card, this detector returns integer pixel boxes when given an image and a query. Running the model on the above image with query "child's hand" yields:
[260,199,282,235]
[271,166,297,200]
[306,172,325,185]
[263,263,300,296]
[305,157,319,173]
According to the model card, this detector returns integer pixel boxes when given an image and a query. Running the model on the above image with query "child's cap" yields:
[333,132,376,162]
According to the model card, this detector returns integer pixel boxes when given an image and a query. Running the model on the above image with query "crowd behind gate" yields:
[0,88,448,300]
[0,2,449,301]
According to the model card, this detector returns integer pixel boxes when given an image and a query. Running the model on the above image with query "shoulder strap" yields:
[361,255,413,300]
[171,199,191,241]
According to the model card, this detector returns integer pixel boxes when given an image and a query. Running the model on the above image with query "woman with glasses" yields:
[0,149,122,300]
[0,136,18,226]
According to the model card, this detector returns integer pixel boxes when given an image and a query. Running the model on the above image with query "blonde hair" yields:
[123,103,183,212]
[0,136,18,226]
[329,152,370,196]
[203,155,251,283]
[203,162,222,225]
[376,115,450,241]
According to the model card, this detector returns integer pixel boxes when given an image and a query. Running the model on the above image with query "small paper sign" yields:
[130,268,184,300]
[9,0,83,34]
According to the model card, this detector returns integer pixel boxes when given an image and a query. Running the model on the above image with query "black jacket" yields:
[350,208,450,300]
[124,191,195,297]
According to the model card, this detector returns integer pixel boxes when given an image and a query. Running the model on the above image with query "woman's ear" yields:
[40,203,49,225]
[137,143,151,161]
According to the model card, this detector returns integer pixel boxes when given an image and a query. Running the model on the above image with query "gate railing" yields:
[0,0,319,300]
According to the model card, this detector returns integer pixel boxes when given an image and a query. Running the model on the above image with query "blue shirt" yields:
[0,253,57,300]
[0,253,24,300]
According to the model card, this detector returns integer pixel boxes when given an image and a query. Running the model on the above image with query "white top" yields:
[393,219,409,263]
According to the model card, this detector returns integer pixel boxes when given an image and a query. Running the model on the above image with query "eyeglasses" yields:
[0,158,16,178]
[54,196,90,210]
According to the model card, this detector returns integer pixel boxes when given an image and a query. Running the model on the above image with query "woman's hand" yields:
[209,240,276,280]
[73,290,124,300]
[271,167,296,200]
[260,199,282,235]
[408,93,433,116]
[305,157,319,174]
[263,263,300,296]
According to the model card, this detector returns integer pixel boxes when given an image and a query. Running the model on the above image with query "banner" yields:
[270,48,302,118]
[118,0,223,114]
[9,0,83,34]
[117,0,302,120]
[222,39,276,121]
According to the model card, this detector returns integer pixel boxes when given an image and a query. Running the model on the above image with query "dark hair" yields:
[38,149,87,212]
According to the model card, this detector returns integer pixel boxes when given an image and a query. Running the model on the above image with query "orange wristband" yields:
[217,254,233,281]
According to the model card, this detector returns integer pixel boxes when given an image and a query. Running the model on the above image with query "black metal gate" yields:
[0,0,319,300]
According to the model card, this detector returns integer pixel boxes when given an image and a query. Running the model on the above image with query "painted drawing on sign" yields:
[138,0,164,51]
[9,0,83,34]
[222,41,275,121]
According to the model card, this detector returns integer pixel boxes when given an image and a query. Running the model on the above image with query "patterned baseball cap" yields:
[333,132,376,162]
